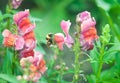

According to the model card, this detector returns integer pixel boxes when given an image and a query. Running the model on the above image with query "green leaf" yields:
[103,43,120,63]
[0,33,3,44]
[100,67,116,80]
[90,45,99,74]
[0,74,19,83]
[3,14,12,19]
[91,61,99,75]
[30,16,42,22]
[64,69,74,74]
[102,78,120,83]
[115,52,120,70]
[0,11,3,21]
[37,81,47,83]
[87,75,96,83]
[2,48,13,74]
[95,0,111,11]
[100,53,120,81]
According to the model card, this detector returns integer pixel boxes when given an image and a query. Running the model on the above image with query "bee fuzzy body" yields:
[46,33,54,47]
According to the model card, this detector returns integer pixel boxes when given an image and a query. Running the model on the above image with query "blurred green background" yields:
[1,0,120,83]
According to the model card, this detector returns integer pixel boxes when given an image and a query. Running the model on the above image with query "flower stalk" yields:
[96,24,111,83]
[54,48,64,83]
[72,24,81,83]
[96,45,104,83]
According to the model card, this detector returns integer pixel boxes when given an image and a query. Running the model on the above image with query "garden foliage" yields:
[0,0,120,83]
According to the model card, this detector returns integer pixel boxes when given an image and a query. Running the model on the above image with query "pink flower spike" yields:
[54,33,64,50]
[15,36,25,50]
[77,11,98,51]
[64,35,74,48]
[12,0,23,9]
[13,10,29,25]
[60,20,71,35]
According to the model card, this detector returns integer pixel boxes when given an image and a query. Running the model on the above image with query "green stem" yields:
[12,49,17,75]
[72,38,81,83]
[6,0,12,29]
[96,45,104,83]
[54,48,63,83]
[72,24,81,83]
[58,62,64,83]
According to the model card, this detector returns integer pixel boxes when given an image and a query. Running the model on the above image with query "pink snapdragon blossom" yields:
[60,20,74,48]
[12,0,23,9]
[2,29,16,47]
[15,36,24,50]
[13,10,29,25]
[2,29,24,50]
[76,11,91,23]
[54,33,64,50]
[23,31,36,51]
[13,10,35,35]
[76,11,96,32]
[76,11,98,50]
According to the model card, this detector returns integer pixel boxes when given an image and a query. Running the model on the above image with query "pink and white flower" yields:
[60,20,74,48]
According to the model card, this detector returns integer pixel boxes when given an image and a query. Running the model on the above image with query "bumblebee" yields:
[46,33,54,47]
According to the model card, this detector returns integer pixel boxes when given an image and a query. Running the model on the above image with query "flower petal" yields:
[20,50,34,58]
[33,51,43,66]
[2,29,11,37]
[13,10,29,25]
[15,36,25,50]
[24,39,36,51]
[60,20,71,35]
[64,35,74,48]
[76,11,91,23]
[12,0,23,9]
[54,33,64,50]
[2,30,16,47]
[81,18,96,32]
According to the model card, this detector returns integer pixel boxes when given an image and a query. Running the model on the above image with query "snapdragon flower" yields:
[76,11,98,50]
[53,20,74,50]
[20,51,47,82]
[60,20,74,48]
[2,29,24,50]
[13,10,36,36]
[54,33,64,50]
